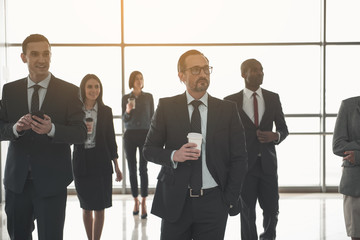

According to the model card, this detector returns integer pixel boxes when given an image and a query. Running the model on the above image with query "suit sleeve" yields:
[333,100,360,165]
[274,94,288,144]
[143,99,173,168]
[225,102,248,208]
[0,85,16,141]
[52,85,87,144]
[106,107,119,159]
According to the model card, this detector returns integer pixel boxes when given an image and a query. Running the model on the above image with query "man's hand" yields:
[15,113,33,132]
[344,151,355,164]
[173,143,201,162]
[31,114,52,134]
[256,130,278,143]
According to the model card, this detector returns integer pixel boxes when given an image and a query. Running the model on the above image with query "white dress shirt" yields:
[242,87,265,125]
[171,91,218,189]
[13,73,55,137]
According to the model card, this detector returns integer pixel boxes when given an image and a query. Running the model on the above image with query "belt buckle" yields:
[189,189,203,197]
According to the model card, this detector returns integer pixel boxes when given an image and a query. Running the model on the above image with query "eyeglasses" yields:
[183,66,213,75]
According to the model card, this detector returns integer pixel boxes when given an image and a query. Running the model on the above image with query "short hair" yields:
[177,49,209,73]
[80,74,104,106]
[22,34,51,54]
[240,58,261,76]
[128,71,143,89]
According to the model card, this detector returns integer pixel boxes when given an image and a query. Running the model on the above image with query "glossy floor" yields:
[0,193,349,240]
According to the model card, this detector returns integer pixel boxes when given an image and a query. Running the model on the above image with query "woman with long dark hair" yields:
[73,74,122,240]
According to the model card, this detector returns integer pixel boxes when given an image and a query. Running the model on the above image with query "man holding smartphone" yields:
[0,34,87,240]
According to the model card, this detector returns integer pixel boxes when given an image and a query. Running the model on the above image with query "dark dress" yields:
[73,104,118,210]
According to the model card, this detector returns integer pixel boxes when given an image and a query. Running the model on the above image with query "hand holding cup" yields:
[85,117,94,134]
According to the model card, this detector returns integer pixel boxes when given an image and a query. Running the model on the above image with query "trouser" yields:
[161,187,229,240]
[5,180,67,240]
[123,129,149,197]
[240,157,279,240]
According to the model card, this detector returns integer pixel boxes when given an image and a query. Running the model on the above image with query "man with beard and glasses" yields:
[143,49,248,240]
[225,59,288,240]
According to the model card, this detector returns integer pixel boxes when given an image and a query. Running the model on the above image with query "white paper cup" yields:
[187,132,202,151]
[128,98,136,109]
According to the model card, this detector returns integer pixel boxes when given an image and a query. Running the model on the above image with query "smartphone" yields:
[32,110,45,121]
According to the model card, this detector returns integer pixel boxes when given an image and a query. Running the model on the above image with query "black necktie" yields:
[190,100,202,191]
[253,92,259,127]
[31,85,41,114]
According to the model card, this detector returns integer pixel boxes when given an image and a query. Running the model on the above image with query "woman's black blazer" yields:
[73,104,118,177]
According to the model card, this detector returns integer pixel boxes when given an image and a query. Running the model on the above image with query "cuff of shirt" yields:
[274,131,281,143]
[12,124,21,138]
[47,123,55,137]
[171,150,178,169]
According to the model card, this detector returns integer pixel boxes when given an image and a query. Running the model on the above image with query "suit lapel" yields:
[260,89,271,126]
[95,104,104,143]
[19,78,30,114]
[237,90,256,129]
[206,95,220,141]
[173,92,191,133]
[357,99,360,115]
[40,75,57,112]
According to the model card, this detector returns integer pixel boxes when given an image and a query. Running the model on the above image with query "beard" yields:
[247,76,263,88]
[194,77,209,92]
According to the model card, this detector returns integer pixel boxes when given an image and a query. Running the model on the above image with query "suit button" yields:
[230,204,233,208]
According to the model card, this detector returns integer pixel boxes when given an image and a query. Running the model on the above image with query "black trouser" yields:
[123,129,149,198]
[240,157,279,240]
[5,180,67,240]
[160,187,229,240]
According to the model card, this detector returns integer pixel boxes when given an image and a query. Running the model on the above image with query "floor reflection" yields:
[0,193,349,240]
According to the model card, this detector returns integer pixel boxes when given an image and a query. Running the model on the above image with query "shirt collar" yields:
[244,87,263,99]
[186,91,208,107]
[27,73,51,89]
[83,102,98,112]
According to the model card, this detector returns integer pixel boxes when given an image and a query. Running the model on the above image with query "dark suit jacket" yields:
[225,89,288,175]
[0,75,87,197]
[143,92,248,222]
[73,104,118,177]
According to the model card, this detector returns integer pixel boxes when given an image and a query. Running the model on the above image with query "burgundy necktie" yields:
[253,92,259,127]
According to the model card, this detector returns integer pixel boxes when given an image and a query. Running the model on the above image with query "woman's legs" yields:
[139,144,148,198]
[82,209,105,240]
[124,134,139,198]
[93,210,105,240]
[133,197,140,215]
[83,210,93,240]
[125,130,149,217]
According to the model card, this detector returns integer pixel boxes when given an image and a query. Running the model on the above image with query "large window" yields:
[0,0,356,194]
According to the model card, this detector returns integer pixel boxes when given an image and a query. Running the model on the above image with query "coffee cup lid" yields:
[187,132,202,139]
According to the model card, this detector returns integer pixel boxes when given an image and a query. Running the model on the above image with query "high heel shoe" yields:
[133,199,140,215]
[141,202,147,219]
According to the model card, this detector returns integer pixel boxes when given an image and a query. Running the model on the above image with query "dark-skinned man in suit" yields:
[225,59,288,240]
[0,34,87,240]
[143,49,248,240]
